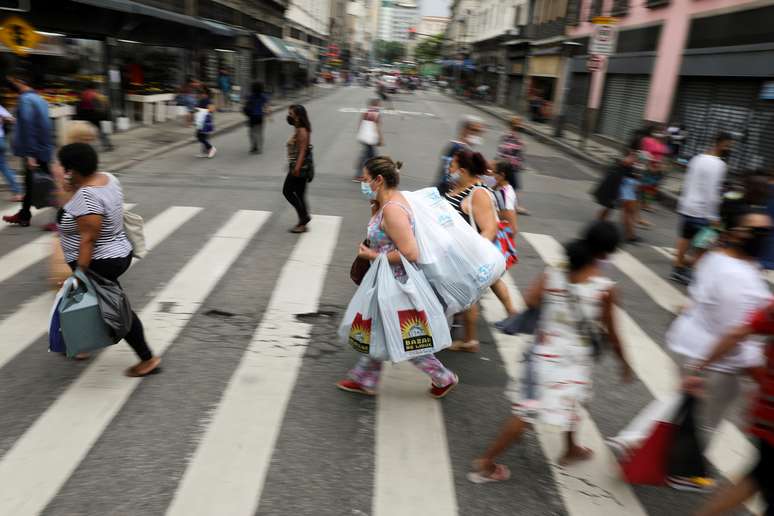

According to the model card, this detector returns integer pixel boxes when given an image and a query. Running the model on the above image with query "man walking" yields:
[671,132,734,284]
[437,115,484,194]
[2,69,54,229]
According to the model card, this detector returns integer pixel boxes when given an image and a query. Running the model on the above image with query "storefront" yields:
[527,53,561,102]
[255,34,306,96]
[504,42,528,113]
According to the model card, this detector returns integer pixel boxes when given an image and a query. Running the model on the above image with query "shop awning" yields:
[256,34,302,63]
[70,0,245,37]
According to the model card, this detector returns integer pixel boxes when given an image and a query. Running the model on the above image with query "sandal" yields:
[467,462,511,484]
[290,225,308,234]
[125,357,162,378]
[449,340,480,353]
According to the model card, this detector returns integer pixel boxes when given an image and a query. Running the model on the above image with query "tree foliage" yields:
[374,39,406,64]
[413,33,444,63]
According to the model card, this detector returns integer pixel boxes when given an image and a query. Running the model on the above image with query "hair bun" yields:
[395,160,403,171]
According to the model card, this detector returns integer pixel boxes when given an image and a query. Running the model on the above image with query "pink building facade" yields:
[564,0,774,170]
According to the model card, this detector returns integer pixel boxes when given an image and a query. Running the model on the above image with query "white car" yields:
[382,75,398,94]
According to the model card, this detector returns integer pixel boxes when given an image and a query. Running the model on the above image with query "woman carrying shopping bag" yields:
[336,156,459,398]
[468,221,632,482]
[444,150,518,352]
[54,143,160,377]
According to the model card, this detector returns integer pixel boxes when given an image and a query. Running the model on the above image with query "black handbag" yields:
[83,268,133,343]
[495,307,541,335]
[30,167,56,209]
[300,144,314,182]
[566,277,606,360]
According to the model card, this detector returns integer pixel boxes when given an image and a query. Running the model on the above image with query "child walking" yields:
[195,88,216,158]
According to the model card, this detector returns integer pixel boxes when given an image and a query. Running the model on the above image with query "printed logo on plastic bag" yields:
[437,213,453,227]
[349,313,372,354]
[399,309,434,352]
[476,263,494,286]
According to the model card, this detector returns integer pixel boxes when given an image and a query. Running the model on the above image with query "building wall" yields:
[286,0,330,37]
[378,1,421,43]
[470,0,528,42]
[417,15,450,38]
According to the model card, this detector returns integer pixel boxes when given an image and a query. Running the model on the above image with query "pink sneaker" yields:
[336,379,375,396]
[429,373,459,399]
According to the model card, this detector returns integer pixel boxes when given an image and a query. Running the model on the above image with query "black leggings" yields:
[68,256,153,361]
[283,173,310,225]
[196,131,212,152]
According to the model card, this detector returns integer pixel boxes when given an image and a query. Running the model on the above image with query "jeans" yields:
[355,143,376,178]
[68,255,153,361]
[282,173,310,225]
[196,131,212,153]
[248,118,264,152]
[0,137,20,194]
[21,160,50,219]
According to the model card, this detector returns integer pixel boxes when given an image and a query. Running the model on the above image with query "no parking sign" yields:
[590,17,618,56]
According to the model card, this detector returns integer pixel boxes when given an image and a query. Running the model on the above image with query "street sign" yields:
[587,54,603,72]
[0,15,40,55]
[590,16,617,56]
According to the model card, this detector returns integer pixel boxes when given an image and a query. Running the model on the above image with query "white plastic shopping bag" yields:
[403,187,505,315]
[194,108,208,130]
[377,255,452,362]
[338,255,388,360]
[357,119,379,146]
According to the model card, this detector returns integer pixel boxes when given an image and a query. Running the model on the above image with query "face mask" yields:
[468,135,482,147]
[448,171,461,184]
[360,180,377,200]
[482,174,497,188]
[286,115,295,126]
[739,227,771,258]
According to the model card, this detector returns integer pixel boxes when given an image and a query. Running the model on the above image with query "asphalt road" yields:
[0,86,761,516]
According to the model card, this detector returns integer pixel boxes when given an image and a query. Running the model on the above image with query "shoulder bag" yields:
[123,210,148,259]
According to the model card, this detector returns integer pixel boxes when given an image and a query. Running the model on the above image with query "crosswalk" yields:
[0,203,767,516]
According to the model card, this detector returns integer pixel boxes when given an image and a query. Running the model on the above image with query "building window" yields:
[514,5,522,26]
[588,0,603,20]
[645,0,670,7]
[566,0,580,25]
[611,0,629,16]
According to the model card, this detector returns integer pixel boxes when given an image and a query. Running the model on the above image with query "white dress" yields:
[509,266,614,431]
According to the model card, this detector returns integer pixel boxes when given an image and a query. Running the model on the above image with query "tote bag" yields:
[123,210,148,259]
[357,119,379,146]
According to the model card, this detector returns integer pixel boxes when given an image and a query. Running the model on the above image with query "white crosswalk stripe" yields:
[0,213,766,515]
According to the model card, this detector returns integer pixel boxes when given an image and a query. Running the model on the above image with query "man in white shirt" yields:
[671,132,734,284]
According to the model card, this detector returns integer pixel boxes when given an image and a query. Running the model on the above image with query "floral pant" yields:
[348,354,456,390]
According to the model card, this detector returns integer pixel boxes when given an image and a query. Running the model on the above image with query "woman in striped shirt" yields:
[56,143,160,377]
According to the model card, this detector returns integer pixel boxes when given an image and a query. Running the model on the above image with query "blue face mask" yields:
[361,180,377,200]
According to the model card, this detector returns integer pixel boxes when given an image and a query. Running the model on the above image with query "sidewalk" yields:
[100,86,333,173]
[455,96,683,207]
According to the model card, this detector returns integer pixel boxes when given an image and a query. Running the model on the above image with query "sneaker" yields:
[666,475,715,493]
[42,222,58,232]
[208,147,217,158]
[2,212,30,227]
[336,379,375,396]
[429,373,459,399]
[196,153,208,158]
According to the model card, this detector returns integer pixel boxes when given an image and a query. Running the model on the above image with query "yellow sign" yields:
[0,16,41,56]
[591,16,618,25]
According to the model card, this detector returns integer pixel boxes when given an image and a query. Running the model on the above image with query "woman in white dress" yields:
[468,221,632,482]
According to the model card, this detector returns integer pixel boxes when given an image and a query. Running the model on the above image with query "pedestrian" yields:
[639,124,669,216]
[492,161,518,234]
[665,207,771,491]
[75,81,113,152]
[671,132,734,284]
[176,76,198,127]
[284,104,312,233]
[217,68,232,111]
[687,300,774,516]
[243,81,270,154]
[619,149,651,244]
[467,221,632,482]
[336,156,459,398]
[54,143,161,377]
[353,98,383,181]
[0,102,21,202]
[194,88,216,158]
[2,68,55,230]
[445,150,517,351]
[496,115,530,215]
[437,115,484,195]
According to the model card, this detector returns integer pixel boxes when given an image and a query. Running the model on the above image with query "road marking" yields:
[480,274,647,515]
[650,245,675,260]
[0,204,137,284]
[0,205,199,371]
[337,107,436,118]
[522,232,761,513]
[373,362,457,516]
[166,215,341,516]
[0,210,268,516]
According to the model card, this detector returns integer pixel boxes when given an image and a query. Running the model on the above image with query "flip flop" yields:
[467,463,511,484]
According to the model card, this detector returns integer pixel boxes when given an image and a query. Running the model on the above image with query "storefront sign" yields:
[590,17,618,56]
[510,62,524,75]
[529,55,561,77]
[0,15,39,55]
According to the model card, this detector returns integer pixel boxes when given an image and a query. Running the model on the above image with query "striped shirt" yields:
[60,172,132,264]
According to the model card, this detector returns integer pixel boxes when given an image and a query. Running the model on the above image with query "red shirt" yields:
[747,300,774,446]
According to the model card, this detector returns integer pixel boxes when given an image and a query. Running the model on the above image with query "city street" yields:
[0,86,761,516]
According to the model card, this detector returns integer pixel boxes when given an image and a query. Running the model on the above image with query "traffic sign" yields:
[0,15,40,55]
[590,17,617,56]
[587,54,603,72]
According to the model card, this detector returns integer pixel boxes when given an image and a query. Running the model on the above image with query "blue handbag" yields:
[48,299,66,353]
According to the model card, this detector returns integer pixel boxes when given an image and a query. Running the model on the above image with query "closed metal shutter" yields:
[747,98,774,170]
[598,74,650,143]
[566,73,590,130]
[673,79,760,172]
[507,77,523,112]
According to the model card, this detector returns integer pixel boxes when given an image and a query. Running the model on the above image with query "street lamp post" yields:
[554,41,583,138]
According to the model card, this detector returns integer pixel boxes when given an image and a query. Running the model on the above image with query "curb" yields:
[107,88,335,174]
[454,95,680,210]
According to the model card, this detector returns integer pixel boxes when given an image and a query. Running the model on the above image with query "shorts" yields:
[752,439,773,511]
[678,215,709,240]
[620,178,639,202]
